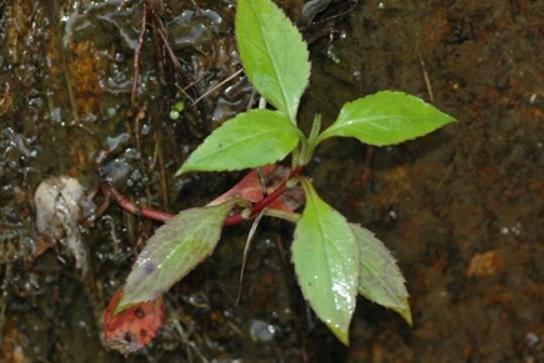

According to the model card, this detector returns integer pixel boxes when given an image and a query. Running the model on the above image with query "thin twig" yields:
[179,75,206,91]
[155,25,194,102]
[155,25,181,72]
[131,2,148,107]
[191,69,243,105]
[154,132,169,209]
[61,49,78,122]
[0,82,11,109]
[148,10,197,102]
[150,12,165,85]
[418,53,435,103]
[246,90,257,111]
[235,209,265,305]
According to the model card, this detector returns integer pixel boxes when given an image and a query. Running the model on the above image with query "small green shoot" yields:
[169,100,185,120]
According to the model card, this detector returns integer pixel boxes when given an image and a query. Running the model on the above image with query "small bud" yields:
[169,110,180,120]
[174,101,185,112]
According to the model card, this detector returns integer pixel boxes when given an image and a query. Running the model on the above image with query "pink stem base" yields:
[101,167,302,226]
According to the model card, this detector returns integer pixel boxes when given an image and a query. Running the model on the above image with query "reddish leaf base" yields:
[211,165,302,212]
[101,164,303,225]
[103,289,165,355]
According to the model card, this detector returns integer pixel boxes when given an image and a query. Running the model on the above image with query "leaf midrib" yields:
[192,126,297,164]
[356,228,406,307]
[360,250,405,307]
[305,188,343,322]
[335,114,411,129]
[248,0,291,119]
[132,205,229,301]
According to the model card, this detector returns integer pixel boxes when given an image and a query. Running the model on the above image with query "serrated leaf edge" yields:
[350,223,412,325]
[236,0,311,122]
[318,90,457,146]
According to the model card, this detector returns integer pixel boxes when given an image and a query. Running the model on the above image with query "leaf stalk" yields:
[101,166,304,227]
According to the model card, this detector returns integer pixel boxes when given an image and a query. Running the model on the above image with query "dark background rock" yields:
[0,0,542,361]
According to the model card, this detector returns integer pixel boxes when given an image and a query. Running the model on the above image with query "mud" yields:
[1,0,543,362]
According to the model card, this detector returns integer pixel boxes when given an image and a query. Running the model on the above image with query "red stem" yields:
[102,184,174,222]
[101,167,303,226]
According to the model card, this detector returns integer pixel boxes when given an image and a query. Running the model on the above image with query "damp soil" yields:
[1,0,543,362]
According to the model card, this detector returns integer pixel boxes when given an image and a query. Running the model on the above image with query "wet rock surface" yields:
[0,0,543,362]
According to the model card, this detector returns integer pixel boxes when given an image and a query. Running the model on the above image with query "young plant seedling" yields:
[111,0,455,346]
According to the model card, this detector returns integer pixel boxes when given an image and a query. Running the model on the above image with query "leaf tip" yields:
[113,296,134,315]
[328,324,350,346]
[104,289,166,355]
[394,299,413,326]
[445,115,458,124]
[175,163,193,176]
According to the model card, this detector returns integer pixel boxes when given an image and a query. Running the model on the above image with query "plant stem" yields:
[223,166,302,225]
[101,184,174,222]
[100,166,303,226]
[263,209,301,223]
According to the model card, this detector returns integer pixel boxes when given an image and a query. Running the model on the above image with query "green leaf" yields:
[236,0,311,122]
[350,224,412,325]
[176,110,302,175]
[291,179,359,345]
[117,201,236,312]
[319,91,456,146]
